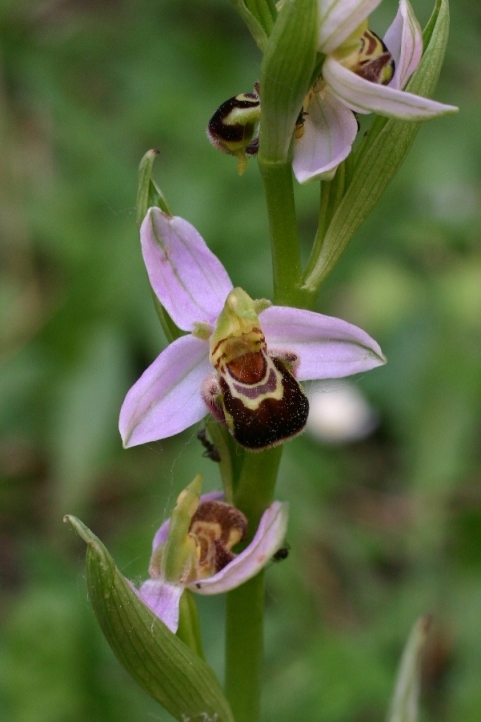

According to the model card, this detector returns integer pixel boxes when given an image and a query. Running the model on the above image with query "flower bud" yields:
[207,84,260,175]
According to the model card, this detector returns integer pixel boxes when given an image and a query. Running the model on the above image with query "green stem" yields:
[244,0,276,35]
[233,446,283,534]
[225,573,266,722]
[206,419,246,505]
[302,163,346,289]
[258,159,308,307]
[177,589,205,660]
[225,447,283,722]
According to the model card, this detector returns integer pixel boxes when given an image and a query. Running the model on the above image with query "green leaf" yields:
[246,0,277,36]
[177,589,205,660]
[228,0,270,50]
[64,516,235,722]
[136,150,183,343]
[303,161,347,283]
[259,0,318,163]
[302,0,453,292]
[136,149,172,228]
[151,290,186,343]
[387,616,432,722]
[422,0,443,49]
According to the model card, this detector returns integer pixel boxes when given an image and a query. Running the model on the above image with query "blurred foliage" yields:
[0,0,480,720]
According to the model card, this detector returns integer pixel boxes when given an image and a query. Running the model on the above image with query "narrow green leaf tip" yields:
[422,0,442,48]
[64,514,101,547]
[387,615,433,722]
[228,0,269,50]
[136,149,172,228]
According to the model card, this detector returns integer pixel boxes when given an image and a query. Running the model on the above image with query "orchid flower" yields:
[119,207,385,450]
[137,475,288,633]
[293,0,458,182]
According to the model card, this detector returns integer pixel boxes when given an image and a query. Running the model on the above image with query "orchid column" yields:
[65,1,457,721]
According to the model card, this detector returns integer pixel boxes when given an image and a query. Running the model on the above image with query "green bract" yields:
[259,0,318,163]
[136,150,183,343]
[387,616,433,722]
[228,0,272,50]
[136,149,171,228]
[64,515,235,722]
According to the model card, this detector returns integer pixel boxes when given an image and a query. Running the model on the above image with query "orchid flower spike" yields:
[137,475,289,633]
[293,0,458,182]
[119,207,386,450]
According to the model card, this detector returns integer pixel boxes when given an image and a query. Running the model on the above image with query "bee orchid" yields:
[119,207,386,450]
[137,476,289,633]
[293,0,458,182]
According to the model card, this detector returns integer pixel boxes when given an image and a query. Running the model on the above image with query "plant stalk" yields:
[258,159,309,307]
[224,447,283,722]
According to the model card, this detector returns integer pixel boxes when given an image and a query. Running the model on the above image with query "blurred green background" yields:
[0,0,480,720]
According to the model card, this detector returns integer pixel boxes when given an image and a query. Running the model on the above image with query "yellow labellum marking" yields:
[224,353,285,412]
[207,287,309,450]
[188,501,247,580]
[337,28,395,85]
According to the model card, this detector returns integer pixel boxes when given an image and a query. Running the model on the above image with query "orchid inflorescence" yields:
[208,0,456,182]
[66,1,457,721]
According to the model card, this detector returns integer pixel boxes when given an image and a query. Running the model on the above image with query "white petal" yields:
[324,56,458,119]
[292,90,358,183]
[138,580,183,633]
[318,0,383,54]
[260,305,386,380]
[189,502,288,595]
[119,334,211,448]
[141,208,233,331]
[384,0,423,90]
